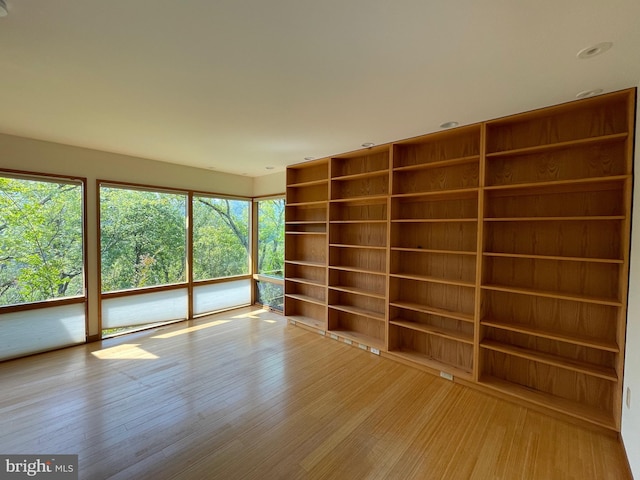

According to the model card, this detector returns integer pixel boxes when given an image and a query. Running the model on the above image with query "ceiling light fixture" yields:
[576,88,603,99]
[361,142,375,148]
[440,121,459,129]
[304,157,315,161]
[0,0,8,17]
[265,166,274,170]
[577,42,613,59]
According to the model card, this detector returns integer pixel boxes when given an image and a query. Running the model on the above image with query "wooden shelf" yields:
[486,132,628,158]
[285,260,326,268]
[285,231,326,236]
[388,350,473,379]
[330,219,387,224]
[329,265,386,275]
[391,247,476,256]
[329,285,386,300]
[389,301,474,323]
[330,194,389,203]
[288,315,326,330]
[329,304,385,322]
[481,319,619,352]
[392,218,477,223]
[329,243,387,250]
[329,329,385,351]
[332,170,389,181]
[480,339,617,382]
[286,277,326,287]
[285,220,327,225]
[287,178,329,188]
[390,273,475,288]
[390,319,473,344]
[483,252,623,264]
[479,375,615,430]
[481,284,622,307]
[286,200,328,207]
[392,187,479,199]
[392,155,479,172]
[483,175,629,193]
[285,293,325,307]
[484,215,625,222]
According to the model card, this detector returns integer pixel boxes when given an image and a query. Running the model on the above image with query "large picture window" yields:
[100,186,187,292]
[192,196,250,280]
[0,175,84,306]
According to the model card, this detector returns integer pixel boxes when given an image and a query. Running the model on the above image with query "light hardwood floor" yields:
[0,307,631,479]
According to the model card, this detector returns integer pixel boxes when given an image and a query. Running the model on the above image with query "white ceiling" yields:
[0,1,639,177]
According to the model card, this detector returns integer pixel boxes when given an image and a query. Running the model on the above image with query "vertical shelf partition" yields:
[284,88,635,431]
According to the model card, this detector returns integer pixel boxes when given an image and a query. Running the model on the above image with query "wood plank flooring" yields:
[0,307,631,479]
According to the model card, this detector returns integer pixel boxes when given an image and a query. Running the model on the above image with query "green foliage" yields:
[257,199,284,278]
[193,197,250,280]
[0,177,83,306]
[100,187,187,291]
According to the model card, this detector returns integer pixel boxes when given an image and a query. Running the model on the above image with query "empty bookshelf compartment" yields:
[481,289,619,351]
[286,281,326,305]
[328,290,385,320]
[287,183,328,204]
[391,221,477,252]
[391,250,476,285]
[393,162,479,195]
[389,324,474,376]
[481,349,615,424]
[329,222,386,247]
[485,91,631,153]
[329,246,386,273]
[287,160,328,185]
[331,174,389,200]
[329,269,386,298]
[330,198,387,222]
[482,256,620,303]
[390,305,474,342]
[285,296,326,329]
[286,204,327,223]
[328,308,384,348]
[483,220,622,260]
[392,192,478,221]
[484,182,625,218]
[285,234,326,265]
[285,263,326,287]
[331,150,389,177]
[485,140,628,187]
[392,126,481,168]
[390,277,475,320]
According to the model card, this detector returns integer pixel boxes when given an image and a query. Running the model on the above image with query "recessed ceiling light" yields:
[265,166,274,170]
[577,42,613,59]
[576,88,603,99]
[361,142,375,148]
[304,157,315,161]
[440,121,459,129]
[0,0,8,17]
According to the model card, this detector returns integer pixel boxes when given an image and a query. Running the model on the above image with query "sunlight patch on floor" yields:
[91,344,159,360]
[152,320,230,339]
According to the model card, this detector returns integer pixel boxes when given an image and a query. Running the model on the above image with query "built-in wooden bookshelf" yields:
[284,88,635,431]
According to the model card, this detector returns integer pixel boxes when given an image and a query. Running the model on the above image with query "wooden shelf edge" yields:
[329,329,385,351]
[390,319,474,344]
[329,285,386,300]
[392,155,480,172]
[481,319,619,353]
[286,200,328,207]
[390,273,475,288]
[391,247,476,256]
[480,339,617,381]
[392,218,477,223]
[287,178,329,188]
[329,243,387,250]
[330,219,387,224]
[389,301,474,323]
[481,284,622,307]
[330,194,389,203]
[387,350,473,380]
[484,215,625,222]
[285,293,326,307]
[331,170,389,181]
[485,132,628,158]
[329,304,386,322]
[392,187,480,198]
[286,277,325,287]
[479,375,616,431]
[483,175,630,193]
[285,260,326,268]
[328,265,387,276]
[287,315,327,331]
[285,231,327,235]
[482,252,624,264]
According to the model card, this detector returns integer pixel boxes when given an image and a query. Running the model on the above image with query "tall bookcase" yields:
[284,88,635,431]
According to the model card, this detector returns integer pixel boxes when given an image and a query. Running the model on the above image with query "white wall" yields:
[622,88,640,477]
[253,171,285,197]
[0,133,253,339]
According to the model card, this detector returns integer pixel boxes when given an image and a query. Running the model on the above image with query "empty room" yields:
[0,1,639,479]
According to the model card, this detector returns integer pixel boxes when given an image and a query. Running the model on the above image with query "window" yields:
[0,175,84,306]
[255,198,284,311]
[192,196,250,280]
[100,186,187,292]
